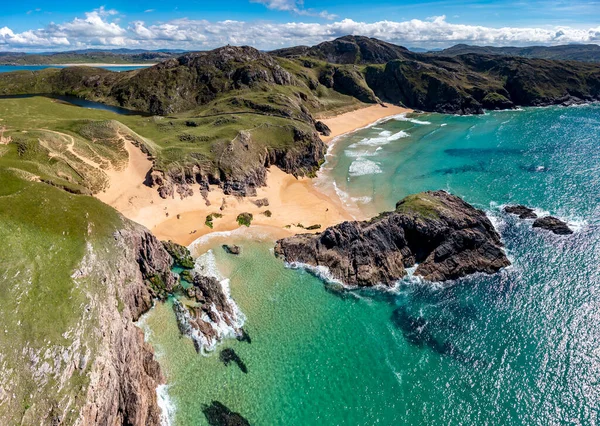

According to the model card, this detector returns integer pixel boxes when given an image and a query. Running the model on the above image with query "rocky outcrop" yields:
[174,273,244,353]
[78,224,177,426]
[275,191,510,286]
[315,120,331,136]
[504,205,538,219]
[504,204,573,235]
[533,216,573,235]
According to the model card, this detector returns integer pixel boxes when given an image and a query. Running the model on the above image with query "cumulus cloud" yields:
[252,0,337,20]
[1,11,599,51]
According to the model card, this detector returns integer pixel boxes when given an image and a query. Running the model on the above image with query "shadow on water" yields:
[236,328,252,344]
[0,94,148,116]
[433,162,487,175]
[444,147,525,157]
[202,401,251,426]
[219,348,248,373]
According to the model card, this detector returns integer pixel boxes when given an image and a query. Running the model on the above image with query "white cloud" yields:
[252,0,337,20]
[1,11,599,51]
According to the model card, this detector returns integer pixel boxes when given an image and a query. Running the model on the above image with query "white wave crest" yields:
[157,385,175,426]
[348,157,383,176]
[393,113,431,125]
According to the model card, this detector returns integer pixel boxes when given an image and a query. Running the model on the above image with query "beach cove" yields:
[143,103,600,425]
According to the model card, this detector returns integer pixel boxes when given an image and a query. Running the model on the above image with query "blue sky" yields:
[1,0,599,51]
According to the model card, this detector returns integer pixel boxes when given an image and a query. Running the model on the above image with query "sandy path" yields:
[94,103,414,246]
[318,103,412,143]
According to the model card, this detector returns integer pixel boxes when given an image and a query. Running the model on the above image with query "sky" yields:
[0,0,599,51]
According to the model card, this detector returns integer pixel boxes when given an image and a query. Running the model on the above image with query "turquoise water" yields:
[144,105,600,425]
[0,65,149,73]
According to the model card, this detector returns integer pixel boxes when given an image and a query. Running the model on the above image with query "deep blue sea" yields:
[143,104,600,425]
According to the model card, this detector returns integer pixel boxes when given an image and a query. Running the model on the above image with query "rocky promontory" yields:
[173,272,244,353]
[275,191,510,286]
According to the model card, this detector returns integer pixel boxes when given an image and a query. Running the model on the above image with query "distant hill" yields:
[271,35,415,64]
[0,49,185,65]
[436,44,600,62]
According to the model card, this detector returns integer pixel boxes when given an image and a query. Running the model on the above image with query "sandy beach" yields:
[318,103,412,143]
[96,102,412,245]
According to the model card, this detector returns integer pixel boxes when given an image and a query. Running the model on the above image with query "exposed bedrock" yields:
[275,191,510,286]
[173,273,244,353]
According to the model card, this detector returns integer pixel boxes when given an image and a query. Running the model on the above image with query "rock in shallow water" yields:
[533,216,573,235]
[504,204,538,219]
[274,190,510,286]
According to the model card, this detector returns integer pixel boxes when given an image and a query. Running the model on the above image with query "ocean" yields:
[142,104,600,425]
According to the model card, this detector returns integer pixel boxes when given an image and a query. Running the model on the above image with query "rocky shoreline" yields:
[275,191,510,286]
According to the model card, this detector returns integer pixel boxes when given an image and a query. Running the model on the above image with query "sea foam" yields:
[348,157,383,176]
[157,384,175,426]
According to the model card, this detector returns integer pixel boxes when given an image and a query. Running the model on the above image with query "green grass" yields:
[394,193,442,219]
[0,167,123,424]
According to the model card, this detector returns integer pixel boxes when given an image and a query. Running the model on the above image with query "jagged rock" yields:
[172,273,243,352]
[275,191,510,286]
[504,205,538,219]
[162,240,195,269]
[315,120,331,136]
[533,216,573,235]
[223,244,242,255]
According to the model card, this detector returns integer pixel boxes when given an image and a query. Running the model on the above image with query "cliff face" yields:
[275,191,510,286]
[77,224,177,426]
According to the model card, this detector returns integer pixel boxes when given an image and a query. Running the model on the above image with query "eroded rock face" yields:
[174,273,244,352]
[533,216,573,235]
[275,191,510,286]
[79,224,177,426]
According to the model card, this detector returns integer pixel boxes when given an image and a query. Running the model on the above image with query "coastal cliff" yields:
[0,169,177,426]
[275,191,510,286]
[77,225,176,426]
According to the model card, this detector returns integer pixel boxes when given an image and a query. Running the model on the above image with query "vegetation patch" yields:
[236,212,253,227]
[205,212,223,228]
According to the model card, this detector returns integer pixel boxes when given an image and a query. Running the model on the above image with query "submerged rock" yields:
[275,191,510,286]
[504,205,538,219]
[219,348,248,373]
[202,401,251,426]
[533,216,573,235]
[223,244,242,255]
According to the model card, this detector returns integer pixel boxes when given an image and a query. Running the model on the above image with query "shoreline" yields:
[96,103,412,246]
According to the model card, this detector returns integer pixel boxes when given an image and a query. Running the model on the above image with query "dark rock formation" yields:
[219,348,248,373]
[162,239,195,268]
[314,120,331,136]
[223,244,242,255]
[202,401,251,426]
[504,205,538,219]
[533,216,573,235]
[173,273,243,352]
[275,191,510,286]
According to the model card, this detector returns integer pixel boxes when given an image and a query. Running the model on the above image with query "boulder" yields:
[533,216,573,235]
[504,204,538,219]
